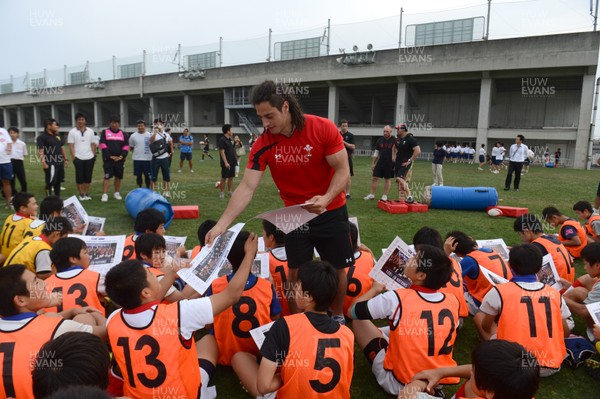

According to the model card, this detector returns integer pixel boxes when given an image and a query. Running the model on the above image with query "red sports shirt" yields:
[247,114,346,211]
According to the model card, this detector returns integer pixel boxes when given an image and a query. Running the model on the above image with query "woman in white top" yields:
[8,127,27,194]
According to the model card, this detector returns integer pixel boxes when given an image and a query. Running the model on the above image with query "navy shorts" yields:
[180,152,192,161]
[479,155,485,163]
[133,160,152,177]
[0,163,14,180]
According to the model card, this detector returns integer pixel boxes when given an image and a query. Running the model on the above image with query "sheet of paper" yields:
[253,252,270,279]
[74,234,126,277]
[62,196,89,234]
[536,254,562,291]
[250,321,275,350]
[256,202,319,234]
[476,238,510,261]
[586,302,600,326]
[258,237,266,252]
[369,236,413,290]
[479,266,508,286]
[83,216,105,236]
[164,235,187,257]
[177,223,244,295]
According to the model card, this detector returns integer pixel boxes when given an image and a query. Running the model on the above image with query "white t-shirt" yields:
[129,131,152,161]
[107,298,213,340]
[10,139,27,161]
[479,148,486,156]
[508,143,529,162]
[0,128,11,164]
[67,127,96,160]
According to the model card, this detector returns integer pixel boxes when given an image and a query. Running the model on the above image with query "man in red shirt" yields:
[207,80,353,324]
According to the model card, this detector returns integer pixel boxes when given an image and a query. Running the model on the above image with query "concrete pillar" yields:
[16,107,24,130]
[50,104,57,119]
[574,73,595,170]
[33,105,40,139]
[183,95,192,128]
[3,109,9,128]
[93,101,102,130]
[327,83,339,123]
[120,100,128,127]
[149,97,156,123]
[395,79,407,125]
[476,75,493,153]
[71,103,78,127]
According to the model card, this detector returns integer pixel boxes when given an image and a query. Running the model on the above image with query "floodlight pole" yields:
[268,28,272,62]
[219,37,223,67]
[178,43,182,71]
[327,19,331,55]
[398,7,403,49]
[594,0,599,31]
[485,0,491,40]
[63,65,67,86]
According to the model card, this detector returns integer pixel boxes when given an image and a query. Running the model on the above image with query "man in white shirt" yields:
[8,127,27,194]
[128,120,153,188]
[150,119,172,197]
[67,113,97,200]
[504,134,529,191]
[0,127,14,208]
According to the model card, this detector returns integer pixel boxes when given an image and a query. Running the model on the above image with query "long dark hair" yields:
[250,80,305,131]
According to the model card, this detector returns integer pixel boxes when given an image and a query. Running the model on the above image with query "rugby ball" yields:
[215,181,221,189]
[487,208,503,217]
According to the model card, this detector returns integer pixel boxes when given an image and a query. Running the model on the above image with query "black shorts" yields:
[221,165,235,179]
[73,157,95,184]
[103,159,125,180]
[373,162,394,179]
[285,205,354,270]
[597,181,600,197]
[479,155,485,163]
[180,152,192,161]
[133,160,152,177]
[348,157,354,176]
[395,163,412,179]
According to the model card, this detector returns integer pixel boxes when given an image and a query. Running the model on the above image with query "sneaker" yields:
[345,194,351,199]
[78,195,86,201]
[363,194,375,200]
[60,186,66,191]
[219,192,225,199]
[332,314,346,325]
[178,169,182,173]
[381,195,388,201]
[478,167,483,171]
[226,192,232,197]
[113,192,122,200]
[406,195,414,204]
[101,193,108,202]
[190,169,194,173]
[504,187,510,191]
[85,194,92,200]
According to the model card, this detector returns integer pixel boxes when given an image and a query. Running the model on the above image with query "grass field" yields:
[5,150,600,398]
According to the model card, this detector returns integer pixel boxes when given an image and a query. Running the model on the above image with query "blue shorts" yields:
[0,163,14,180]
[133,160,152,177]
[479,155,485,163]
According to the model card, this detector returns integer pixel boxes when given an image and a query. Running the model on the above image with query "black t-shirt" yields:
[218,135,237,167]
[374,136,395,163]
[36,131,64,165]
[395,133,418,164]
[260,312,341,364]
[342,131,355,156]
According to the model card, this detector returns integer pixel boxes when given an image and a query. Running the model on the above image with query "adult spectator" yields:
[150,119,172,197]
[555,148,561,168]
[67,112,97,200]
[504,134,528,191]
[206,80,352,325]
[218,124,237,199]
[37,118,68,197]
[164,127,175,167]
[128,120,152,188]
[99,116,128,202]
[178,127,194,173]
[340,120,355,199]
[393,123,421,203]
[364,125,395,201]
[0,127,14,208]
[8,127,27,195]
[233,135,245,177]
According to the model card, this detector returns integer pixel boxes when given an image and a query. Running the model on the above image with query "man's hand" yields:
[225,162,230,169]
[205,224,227,246]
[303,195,329,214]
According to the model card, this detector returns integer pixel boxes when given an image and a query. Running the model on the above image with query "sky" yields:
[0,0,595,79]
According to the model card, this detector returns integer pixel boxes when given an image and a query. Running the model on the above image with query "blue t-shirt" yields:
[432,148,446,165]
[179,134,193,153]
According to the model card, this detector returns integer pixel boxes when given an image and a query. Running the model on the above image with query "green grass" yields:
[7,151,600,398]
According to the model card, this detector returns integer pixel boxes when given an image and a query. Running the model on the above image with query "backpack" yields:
[150,133,168,157]
[563,335,596,368]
